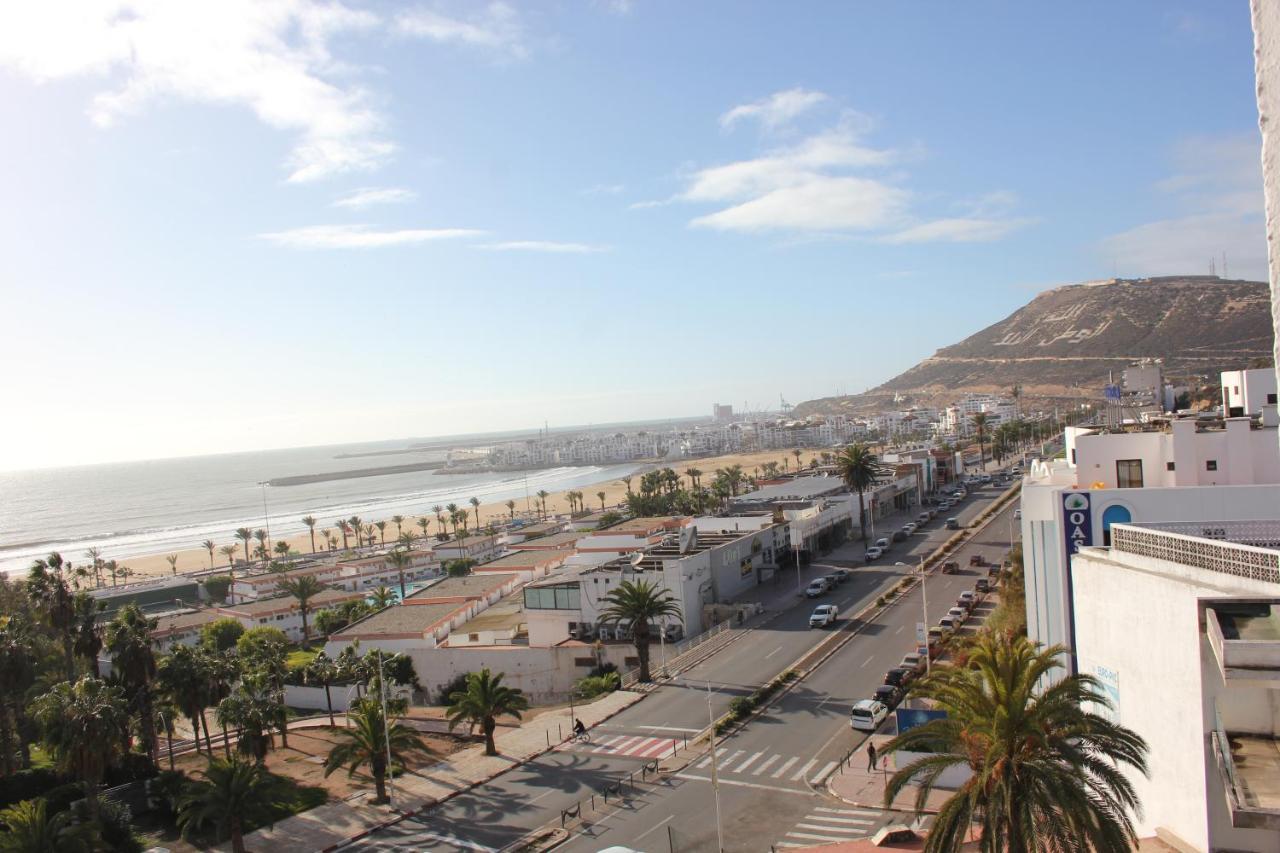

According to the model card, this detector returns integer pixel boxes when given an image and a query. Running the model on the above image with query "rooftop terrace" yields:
[333,600,466,639]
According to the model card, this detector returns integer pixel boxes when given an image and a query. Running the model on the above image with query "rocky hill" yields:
[796,276,1274,416]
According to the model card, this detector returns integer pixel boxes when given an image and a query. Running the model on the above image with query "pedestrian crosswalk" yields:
[562,733,680,759]
[774,806,888,847]
[692,747,838,784]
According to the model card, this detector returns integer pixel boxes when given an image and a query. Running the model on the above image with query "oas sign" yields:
[1062,492,1093,562]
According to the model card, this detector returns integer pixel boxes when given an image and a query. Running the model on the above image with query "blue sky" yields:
[0,1,1266,470]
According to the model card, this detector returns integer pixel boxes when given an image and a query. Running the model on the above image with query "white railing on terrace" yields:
[1110,523,1280,585]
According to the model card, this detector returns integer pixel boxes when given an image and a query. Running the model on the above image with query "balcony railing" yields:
[1110,524,1280,585]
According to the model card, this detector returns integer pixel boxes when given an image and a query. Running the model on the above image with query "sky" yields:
[0,1,1268,471]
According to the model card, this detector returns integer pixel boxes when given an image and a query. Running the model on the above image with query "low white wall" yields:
[284,682,411,712]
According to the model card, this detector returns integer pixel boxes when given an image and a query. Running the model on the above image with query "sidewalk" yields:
[826,732,952,814]
[234,689,643,852]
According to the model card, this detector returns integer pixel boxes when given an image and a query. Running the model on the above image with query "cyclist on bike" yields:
[573,718,586,737]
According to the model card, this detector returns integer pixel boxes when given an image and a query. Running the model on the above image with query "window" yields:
[1269,393,1277,405]
[523,584,580,610]
[1206,460,1218,471]
[1166,461,1175,471]
[1115,459,1143,489]
[1071,448,1077,464]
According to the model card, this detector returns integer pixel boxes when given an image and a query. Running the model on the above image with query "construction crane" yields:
[780,394,793,416]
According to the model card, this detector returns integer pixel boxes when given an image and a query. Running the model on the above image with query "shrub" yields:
[202,574,232,603]
[200,617,244,652]
[588,661,618,679]
[728,696,754,720]
[876,595,886,607]
[0,768,66,809]
[435,671,472,706]
[575,672,620,700]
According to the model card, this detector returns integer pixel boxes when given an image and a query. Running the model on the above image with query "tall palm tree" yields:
[598,579,683,683]
[469,497,481,529]
[881,634,1149,853]
[369,585,397,610]
[32,676,128,823]
[446,669,528,756]
[0,797,99,853]
[301,515,318,554]
[597,490,607,511]
[685,467,702,490]
[836,443,887,542]
[505,500,516,521]
[347,516,363,550]
[385,549,413,600]
[234,527,253,564]
[277,575,327,647]
[177,757,287,853]
[336,519,350,550]
[621,476,633,495]
[535,490,549,521]
[164,554,179,576]
[217,674,283,763]
[104,604,159,764]
[362,523,377,548]
[83,547,105,589]
[27,556,77,682]
[325,695,427,803]
[375,520,387,545]
[397,531,416,551]
[201,539,216,569]
[0,624,36,776]
[417,516,431,541]
[433,505,446,535]
[253,529,269,565]
[303,651,341,726]
[972,412,990,471]
[157,644,214,756]
[70,593,102,675]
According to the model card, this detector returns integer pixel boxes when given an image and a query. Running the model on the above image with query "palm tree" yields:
[277,575,327,647]
[253,529,269,565]
[505,499,516,521]
[469,497,481,529]
[27,556,77,682]
[433,505,446,535]
[0,624,36,776]
[598,579,683,683]
[362,523,377,548]
[535,490,549,521]
[375,520,387,545]
[336,519,351,550]
[836,443,887,542]
[417,516,431,540]
[104,603,159,763]
[972,412,990,471]
[347,516,363,550]
[157,645,215,755]
[273,541,291,563]
[234,527,253,564]
[685,467,702,490]
[881,634,1149,853]
[32,677,128,823]
[217,674,283,763]
[621,476,632,495]
[325,694,426,803]
[70,593,102,675]
[301,515,318,553]
[369,585,397,610]
[199,539,215,569]
[0,797,98,853]
[82,546,103,589]
[446,668,528,756]
[397,531,416,551]
[385,549,412,601]
[597,490,607,511]
[303,652,341,726]
[177,757,287,853]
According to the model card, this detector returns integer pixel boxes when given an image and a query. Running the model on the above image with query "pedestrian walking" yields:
[866,742,877,771]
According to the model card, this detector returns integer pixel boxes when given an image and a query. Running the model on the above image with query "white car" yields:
[875,537,890,550]
[864,546,884,561]
[850,699,889,731]
[809,604,839,628]
[902,522,917,535]
[805,579,830,598]
[1014,509,1022,519]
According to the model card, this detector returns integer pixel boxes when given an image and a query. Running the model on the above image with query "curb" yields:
[823,772,942,817]
[322,693,643,852]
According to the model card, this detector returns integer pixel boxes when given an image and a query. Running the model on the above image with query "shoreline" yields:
[19,448,821,582]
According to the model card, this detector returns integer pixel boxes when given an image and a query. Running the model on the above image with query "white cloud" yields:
[332,187,417,209]
[628,198,672,210]
[478,241,608,253]
[721,88,828,130]
[693,177,909,233]
[1100,133,1267,279]
[260,224,484,249]
[395,3,526,58]
[583,183,626,195]
[0,1,393,183]
[882,217,1035,244]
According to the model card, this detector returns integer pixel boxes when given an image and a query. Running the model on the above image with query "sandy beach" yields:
[89,448,837,581]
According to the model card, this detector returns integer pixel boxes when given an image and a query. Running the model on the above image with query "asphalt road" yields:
[349,477,1019,853]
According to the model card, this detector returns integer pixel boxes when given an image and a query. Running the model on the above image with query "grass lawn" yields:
[28,744,54,770]
[287,648,319,668]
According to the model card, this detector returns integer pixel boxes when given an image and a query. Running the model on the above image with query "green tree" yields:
[200,617,245,652]
[0,623,36,777]
[236,627,290,749]
[276,576,326,648]
[469,497,481,530]
[234,528,254,565]
[881,633,1149,853]
[216,674,283,763]
[104,603,159,764]
[385,549,412,600]
[303,651,340,726]
[445,559,476,578]
[32,677,129,823]
[0,798,99,853]
[836,443,888,542]
[971,411,990,471]
[27,555,78,682]
[446,668,528,756]
[177,757,288,853]
[598,579,683,683]
[324,695,426,803]
[70,592,102,675]
[157,645,215,756]
[301,515,318,554]
[203,574,233,604]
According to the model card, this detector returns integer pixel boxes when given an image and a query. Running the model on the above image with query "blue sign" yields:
[1104,384,1122,401]
[1062,492,1093,561]
[895,708,946,734]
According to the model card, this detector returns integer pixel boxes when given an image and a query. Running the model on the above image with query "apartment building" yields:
[1222,367,1279,417]
[229,548,439,602]
[213,587,367,642]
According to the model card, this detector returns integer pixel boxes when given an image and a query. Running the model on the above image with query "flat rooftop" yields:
[456,597,525,634]
[733,475,845,502]
[606,516,687,534]
[224,587,362,615]
[509,531,584,549]
[474,549,575,570]
[335,600,465,638]
[152,609,221,635]
[404,572,517,602]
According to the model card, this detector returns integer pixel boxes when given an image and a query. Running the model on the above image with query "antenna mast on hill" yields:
[1223,252,1229,279]
[1210,256,1216,276]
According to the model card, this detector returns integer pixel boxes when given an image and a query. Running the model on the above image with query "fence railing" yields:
[559,749,683,829]
[618,620,733,688]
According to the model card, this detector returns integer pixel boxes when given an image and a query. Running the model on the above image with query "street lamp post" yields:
[792,520,805,597]
[704,681,725,853]
[257,481,273,556]
[377,651,396,809]
[919,556,930,675]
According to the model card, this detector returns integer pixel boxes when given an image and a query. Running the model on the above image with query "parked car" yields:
[829,568,851,584]
[875,537,890,550]
[864,546,883,561]
[850,699,889,731]
[969,554,986,567]
[941,560,959,574]
[809,604,839,628]
[917,512,931,524]
[891,530,907,543]
[939,615,962,632]
[928,625,950,648]
[900,652,926,674]
[975,578,991,593]
[884,666,915,688]
[947,606,969,624]
[805,579,830,598]
[945,517,960,530]
[902,522,917,535]
[874,684,903,708]
[958,590,977,608]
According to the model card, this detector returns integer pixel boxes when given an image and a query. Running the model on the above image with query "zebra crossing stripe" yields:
[797,823,864,834]
[635,738,675,759]
[696,747,726,769]
[732,750,765,773]
[752,754,781,776]
[812,760,837,781]
[813,807,879,816]
[786,831,849,843]
[790,759,816,782]
[804,815,873,825]
[771,756,799,778]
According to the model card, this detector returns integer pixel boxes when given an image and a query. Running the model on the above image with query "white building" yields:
[1021,404,1280,662]
[214,587,367,643]
[1222,367,1279,417]
[1070,521,1280,850]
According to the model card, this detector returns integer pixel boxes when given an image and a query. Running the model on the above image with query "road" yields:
[349,477,1019,853]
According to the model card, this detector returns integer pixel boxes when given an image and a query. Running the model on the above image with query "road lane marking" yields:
[805,815,873,825]
[733,750,764,773]
[815,807,879,816]
[752,754,781,776]
[695,747,726,769]
[797,822,867,832]
[407,831,497,851]
[861,655,874,667]
[722,749,745,767]
[764,645,784,660]
[632,815,675,845]
[791,759,816,781]
[894,624,904,634]
[787,832,850,842]
[772,756,799,778]
[675,773,818,796]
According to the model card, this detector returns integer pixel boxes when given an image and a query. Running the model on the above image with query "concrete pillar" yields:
[1250,0,1280,455]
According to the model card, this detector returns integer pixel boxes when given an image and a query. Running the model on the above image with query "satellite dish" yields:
[679,525,698,554]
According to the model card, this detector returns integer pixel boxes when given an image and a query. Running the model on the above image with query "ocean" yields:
[0,438,642,576]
